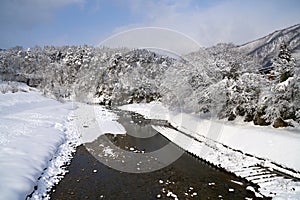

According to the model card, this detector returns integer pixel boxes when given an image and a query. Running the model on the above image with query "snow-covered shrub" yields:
[0,81,31,93]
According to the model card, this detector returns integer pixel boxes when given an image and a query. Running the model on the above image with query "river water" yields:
[50,109,263,199]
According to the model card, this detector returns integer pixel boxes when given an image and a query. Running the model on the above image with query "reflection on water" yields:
[51,110,262,199]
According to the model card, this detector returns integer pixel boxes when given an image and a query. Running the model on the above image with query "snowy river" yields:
[50,109,261,199]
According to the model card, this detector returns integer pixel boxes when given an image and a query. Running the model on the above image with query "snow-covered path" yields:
[0,89,78,200]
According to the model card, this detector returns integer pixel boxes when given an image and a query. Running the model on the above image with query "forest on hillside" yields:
[0,41,299,128]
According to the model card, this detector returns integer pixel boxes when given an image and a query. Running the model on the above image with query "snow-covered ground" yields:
[74,103,126,144]
[0,83,79,200]
[120,102,300,199]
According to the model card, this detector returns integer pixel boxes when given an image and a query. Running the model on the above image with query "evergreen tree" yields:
[272,42,295,82]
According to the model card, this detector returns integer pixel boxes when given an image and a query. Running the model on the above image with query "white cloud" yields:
[112,0,300,47]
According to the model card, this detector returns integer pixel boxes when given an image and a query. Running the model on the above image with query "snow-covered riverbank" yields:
[0,84,80,200]
[120,102,300,199]
[120,102,300,173]
[0,83,128,200]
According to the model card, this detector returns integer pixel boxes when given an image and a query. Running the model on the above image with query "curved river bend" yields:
[51,109,262,199]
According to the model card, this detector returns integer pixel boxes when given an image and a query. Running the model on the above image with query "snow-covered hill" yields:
[238,24,300,68]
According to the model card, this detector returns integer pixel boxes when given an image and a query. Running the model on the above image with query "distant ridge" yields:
[238,24,300,67]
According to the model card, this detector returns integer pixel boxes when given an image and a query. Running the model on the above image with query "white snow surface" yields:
[0,89,77,200]
[75,103,126,144]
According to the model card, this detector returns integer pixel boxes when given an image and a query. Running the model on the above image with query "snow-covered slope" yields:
[0,85,77,200]
[238,24,300,67]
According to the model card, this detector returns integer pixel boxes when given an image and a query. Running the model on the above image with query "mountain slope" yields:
[237,24,300,67]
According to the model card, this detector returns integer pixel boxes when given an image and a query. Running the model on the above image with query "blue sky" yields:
[0,0,300,49]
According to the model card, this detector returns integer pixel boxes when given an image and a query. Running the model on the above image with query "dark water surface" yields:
[50,110,262,200]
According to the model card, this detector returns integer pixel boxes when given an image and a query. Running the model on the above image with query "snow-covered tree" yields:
[262,43,299,126]
[272,42,296,82]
